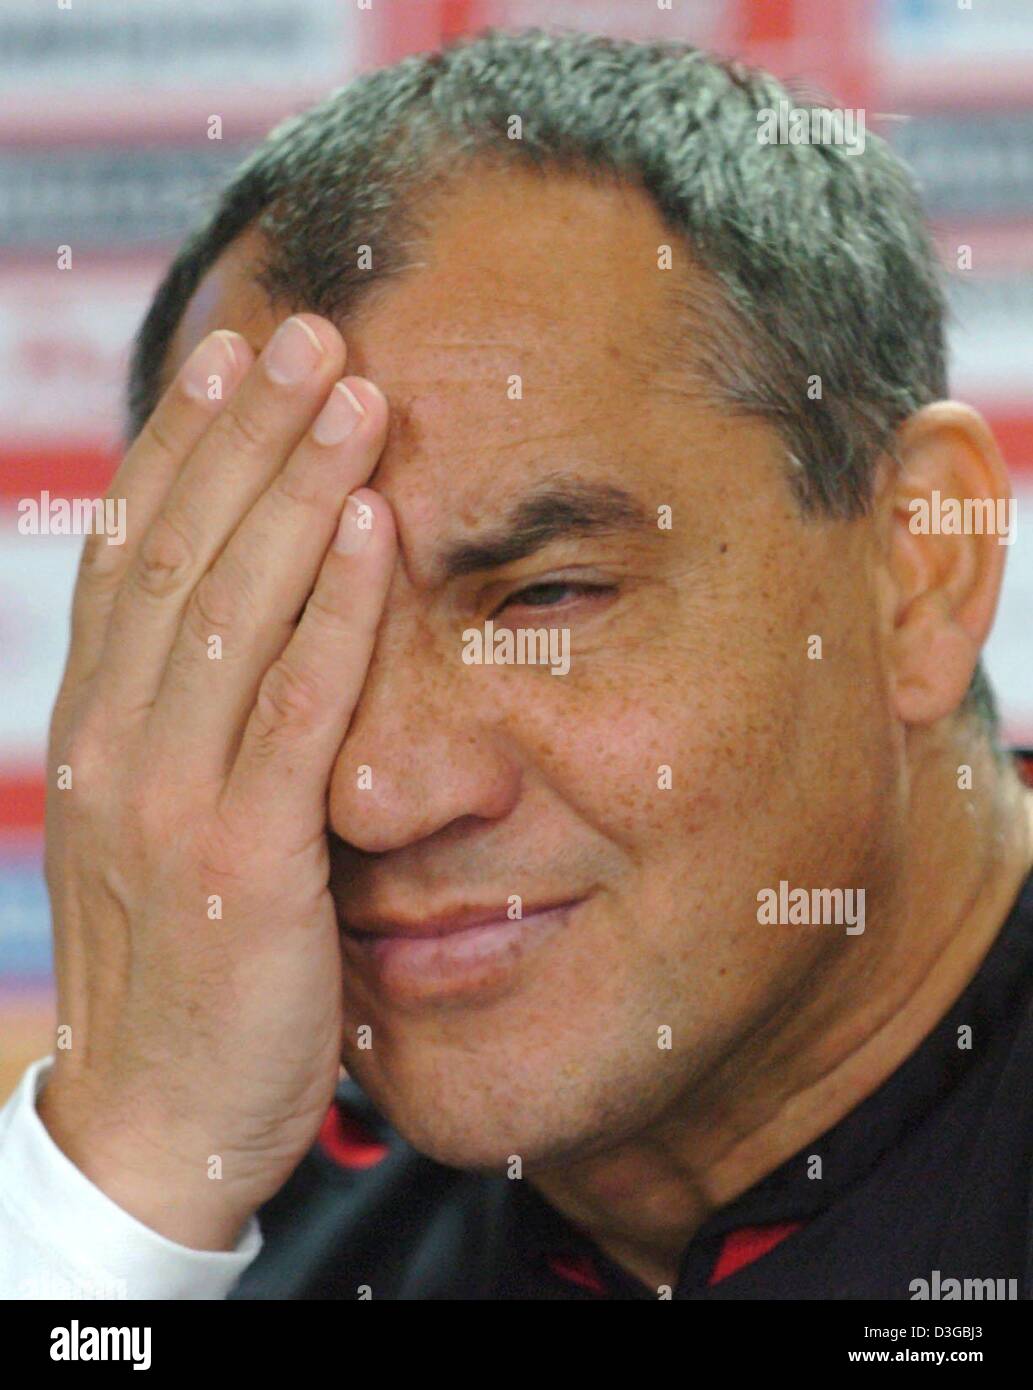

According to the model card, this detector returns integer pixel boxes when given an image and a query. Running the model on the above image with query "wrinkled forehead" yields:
[165,168,684,401]
[161,170,708,557]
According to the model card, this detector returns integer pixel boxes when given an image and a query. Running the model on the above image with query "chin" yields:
[401,1123,526,1173]
[385,1089,552,1172]
[344,1049,591,1174]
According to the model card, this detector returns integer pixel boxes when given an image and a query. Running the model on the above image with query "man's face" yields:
[168,167,901,1172]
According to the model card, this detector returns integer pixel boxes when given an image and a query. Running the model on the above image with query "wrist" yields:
[36,1079,257,1252]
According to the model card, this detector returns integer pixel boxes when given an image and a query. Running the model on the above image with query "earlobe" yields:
[881,403,1011,728]
[890,595,980,724]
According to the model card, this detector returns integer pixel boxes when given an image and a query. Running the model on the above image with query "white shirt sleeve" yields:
[0,1056,263,1299]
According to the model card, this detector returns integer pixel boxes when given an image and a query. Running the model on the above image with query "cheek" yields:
[504,657,726,852]
[501,601,863,912]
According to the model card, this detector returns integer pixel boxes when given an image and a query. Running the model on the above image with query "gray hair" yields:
[127,27,997,729]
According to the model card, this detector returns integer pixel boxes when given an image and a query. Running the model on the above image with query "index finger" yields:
[64,329,252,691]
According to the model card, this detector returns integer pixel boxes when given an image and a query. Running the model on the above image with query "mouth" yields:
[340,897,587,1004]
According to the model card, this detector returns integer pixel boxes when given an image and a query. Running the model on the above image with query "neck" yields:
[529,730,1033,1292]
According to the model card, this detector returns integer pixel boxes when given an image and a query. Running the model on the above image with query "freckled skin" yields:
[165,165,1033,1285]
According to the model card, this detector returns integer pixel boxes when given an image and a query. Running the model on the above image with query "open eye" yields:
[494,581,614,614]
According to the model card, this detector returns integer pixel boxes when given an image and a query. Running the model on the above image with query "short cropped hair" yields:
[126,28,998,729]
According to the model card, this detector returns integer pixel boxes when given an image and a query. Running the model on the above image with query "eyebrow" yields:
[440,478,652,580]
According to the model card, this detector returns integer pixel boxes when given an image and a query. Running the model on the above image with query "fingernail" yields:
[312,381,365,446]
[264,316,324,386]
[180,331,240,401]
[334,495,373,554]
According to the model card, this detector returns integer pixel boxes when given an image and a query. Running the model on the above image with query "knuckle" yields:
[218,400,269,457]
[251,659,324,746]
[185,569,243,644]
[272,456,330,512]
[55,727,108,802]
[302,584,353,636]
[142,409,181,467]
[133,513,195,599]
[78,525,121,581]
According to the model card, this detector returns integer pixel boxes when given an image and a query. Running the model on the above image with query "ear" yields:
[876,402,1013,726]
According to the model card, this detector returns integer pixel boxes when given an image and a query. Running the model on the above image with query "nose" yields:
[327,619,523,853]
